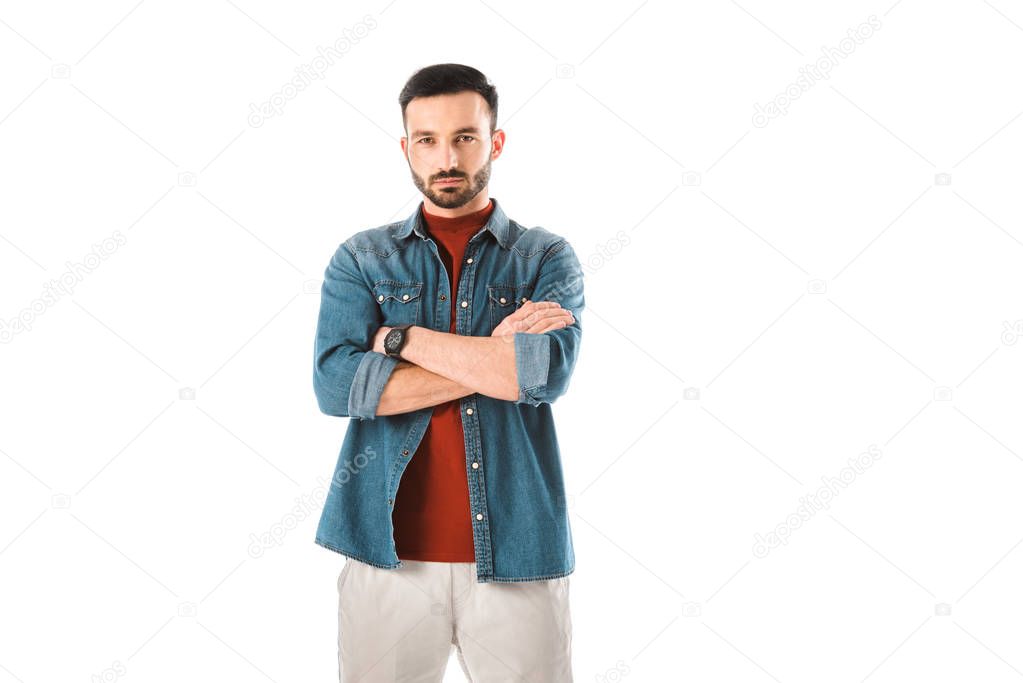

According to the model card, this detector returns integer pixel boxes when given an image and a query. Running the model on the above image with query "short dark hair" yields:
[399,63,498,135]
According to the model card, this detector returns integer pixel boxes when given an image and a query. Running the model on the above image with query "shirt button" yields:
[402,293,409,300]
[460,300,468,308]
[377,294,384,302]
[475,513,483,521]
[520,297,527,304]
[471,462,479,469]
[402,449,409,456]
[440,293,446,301]
[499,296,506,304]
[466,257,473,264]
[466,408,474,415]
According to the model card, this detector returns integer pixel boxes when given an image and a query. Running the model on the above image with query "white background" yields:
[2,1,1023,681]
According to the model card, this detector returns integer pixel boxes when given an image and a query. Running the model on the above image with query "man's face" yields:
[401,91,502,210]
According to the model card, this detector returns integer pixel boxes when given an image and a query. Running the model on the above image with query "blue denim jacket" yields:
[312,197,584,583]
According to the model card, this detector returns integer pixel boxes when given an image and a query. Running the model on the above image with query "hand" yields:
[372,325,391,354]
[491,300,575,337]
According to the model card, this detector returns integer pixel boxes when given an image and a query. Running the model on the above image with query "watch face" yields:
[385,327,403,351]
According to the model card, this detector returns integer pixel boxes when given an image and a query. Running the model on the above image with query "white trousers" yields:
[337,558,573,682]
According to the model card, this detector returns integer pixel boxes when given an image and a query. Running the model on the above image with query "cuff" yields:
[513,332,551,406]
[348,351,400,420]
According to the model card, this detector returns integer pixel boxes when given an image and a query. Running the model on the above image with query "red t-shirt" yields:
[392,199,496,562]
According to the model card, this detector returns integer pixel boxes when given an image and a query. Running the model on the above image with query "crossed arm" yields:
[373,304,572,415]
[375,332,514,415]
[313,238,584,420]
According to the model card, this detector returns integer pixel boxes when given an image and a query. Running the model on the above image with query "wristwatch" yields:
[383,324,413,360]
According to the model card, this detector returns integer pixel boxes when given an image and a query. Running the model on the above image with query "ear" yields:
[490,129,506,159]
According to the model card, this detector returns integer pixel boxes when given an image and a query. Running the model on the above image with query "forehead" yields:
[406,91,489,136]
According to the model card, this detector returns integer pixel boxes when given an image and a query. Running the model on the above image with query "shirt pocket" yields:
[373,280,424,326]
[487,283,533,334]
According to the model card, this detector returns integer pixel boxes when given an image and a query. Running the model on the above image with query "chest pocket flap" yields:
[487,283,533,333]
[373,281,423,325]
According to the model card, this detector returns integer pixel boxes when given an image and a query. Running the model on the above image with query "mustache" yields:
[434,173,465,180]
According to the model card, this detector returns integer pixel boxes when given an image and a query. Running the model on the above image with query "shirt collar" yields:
[396,196,513,249]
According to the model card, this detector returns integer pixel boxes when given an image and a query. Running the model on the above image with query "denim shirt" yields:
[312,197,585,583]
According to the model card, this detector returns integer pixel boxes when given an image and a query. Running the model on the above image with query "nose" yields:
[439,141,458,170]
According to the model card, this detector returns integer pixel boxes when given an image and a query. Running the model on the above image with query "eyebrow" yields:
[410,126,482,138]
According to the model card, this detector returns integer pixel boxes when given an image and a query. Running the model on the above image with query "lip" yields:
[435,178,463,184]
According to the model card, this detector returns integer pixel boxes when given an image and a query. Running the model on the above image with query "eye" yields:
[418,137,432,144]
[458,135,475,142]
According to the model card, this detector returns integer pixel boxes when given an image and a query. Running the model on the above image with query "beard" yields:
[409,156,491,209]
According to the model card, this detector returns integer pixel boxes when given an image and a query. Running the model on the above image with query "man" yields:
[313,63,584,682]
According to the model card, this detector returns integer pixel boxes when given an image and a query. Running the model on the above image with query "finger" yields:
[521,300,562,311]
[525,319,571,334]
[524,312,575,333]
[523,307,574,324]
[505,303,563,324]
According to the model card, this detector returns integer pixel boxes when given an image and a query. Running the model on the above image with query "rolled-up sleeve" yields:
[513,239,585,406]
[313,241,399,420]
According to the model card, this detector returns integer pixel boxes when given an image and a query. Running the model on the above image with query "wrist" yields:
[383,323,416,360]
[402,325,439,366]
[397,324,421,362]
